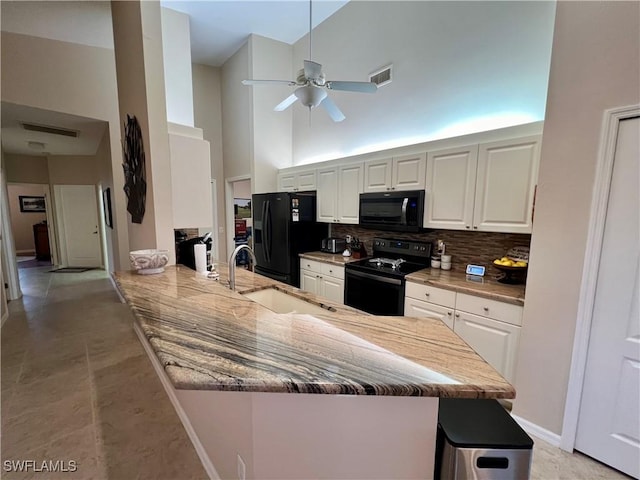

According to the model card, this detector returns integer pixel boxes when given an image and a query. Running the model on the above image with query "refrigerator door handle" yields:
[265,200,272,263]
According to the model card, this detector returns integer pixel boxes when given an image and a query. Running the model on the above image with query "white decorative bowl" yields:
[129,249,170,275]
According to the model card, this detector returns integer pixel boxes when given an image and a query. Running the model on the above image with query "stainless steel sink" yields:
[242,287,335,315]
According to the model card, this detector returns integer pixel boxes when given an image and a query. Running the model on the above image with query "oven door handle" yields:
[346,269,403,286]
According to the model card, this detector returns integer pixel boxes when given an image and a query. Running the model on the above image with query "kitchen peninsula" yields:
[115,264,514,479]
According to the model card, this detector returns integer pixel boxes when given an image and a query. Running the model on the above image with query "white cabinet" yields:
[424,135,541,234]
[278,169,316,192]
[453,311,521,383]
[363,153,426,192]
[425,145,478,230]
[316,163,363,224]
[404,281,522,382]
[299,259,345,304]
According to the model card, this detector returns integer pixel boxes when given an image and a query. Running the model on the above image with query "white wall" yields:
[513,1,640,435]
[6,184,48,253]
[161,7,194,127]
[0,31,129,270]
[248,35,293,194]
[192,63,226,259]
[221,42,251,180]
[289,1,555,165]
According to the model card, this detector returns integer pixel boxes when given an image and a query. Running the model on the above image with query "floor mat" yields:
[49,267,94,273]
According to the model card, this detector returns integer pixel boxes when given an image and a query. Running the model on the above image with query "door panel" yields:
[393,153,426,190]
[337,164,362,224]
[575,117,640,478]
[55,185,102,267]
[316,168,337,223]
[364,159,392,192]
[404,298,454,330]
[321,276,344,304]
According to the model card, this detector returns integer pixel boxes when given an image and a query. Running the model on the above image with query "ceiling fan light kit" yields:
[241,0,377,122]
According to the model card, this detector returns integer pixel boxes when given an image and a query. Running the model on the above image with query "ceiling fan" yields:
[241,0,377,122]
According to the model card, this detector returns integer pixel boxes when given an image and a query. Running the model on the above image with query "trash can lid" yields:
[438,399,534,449]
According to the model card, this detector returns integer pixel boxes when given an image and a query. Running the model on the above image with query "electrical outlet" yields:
[237,454,246,480]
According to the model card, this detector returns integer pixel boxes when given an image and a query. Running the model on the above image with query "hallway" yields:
[1,265,207,479]
[1,266,630,479]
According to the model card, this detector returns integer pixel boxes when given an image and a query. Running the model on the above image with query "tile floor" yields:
[1,265,631,479]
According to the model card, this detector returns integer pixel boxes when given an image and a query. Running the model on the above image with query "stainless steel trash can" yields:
[435,399,534,480]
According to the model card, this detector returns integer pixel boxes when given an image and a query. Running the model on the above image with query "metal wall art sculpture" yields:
[122,114,147,224]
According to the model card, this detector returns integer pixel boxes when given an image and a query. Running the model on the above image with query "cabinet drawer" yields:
[322,263,344,280]
[404,297,454,330]
[455,293,523,326]
[300,259,324,274]
[405,282,456,308]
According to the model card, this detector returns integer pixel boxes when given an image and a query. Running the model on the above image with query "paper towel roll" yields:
[194,243,207,274]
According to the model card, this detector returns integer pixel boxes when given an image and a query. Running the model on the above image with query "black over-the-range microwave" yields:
[358,190,425,232]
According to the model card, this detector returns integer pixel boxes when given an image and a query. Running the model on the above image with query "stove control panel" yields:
[373,237,432,259]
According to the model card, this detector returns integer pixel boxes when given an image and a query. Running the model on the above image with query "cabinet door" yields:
[316,167,338,223]
[321,276,344,304]
[453,311,520,382]
[404,297,454,329]
[337,163,363,224]
[278,172,297,192]
[473,135,541,233]
[393,153,426,190]
[363,158,393,192]
[297,170,317,191]
[300,269,320,295]
[425,145,478,230]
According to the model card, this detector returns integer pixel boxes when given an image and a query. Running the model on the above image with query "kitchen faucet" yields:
[228,244,257,291]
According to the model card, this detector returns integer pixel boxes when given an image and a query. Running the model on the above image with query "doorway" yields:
[224,176,251,261]
[565,108,639,478]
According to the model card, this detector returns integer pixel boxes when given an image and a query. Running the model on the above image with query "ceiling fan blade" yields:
[242,79,297,86]
[321,96,346,122]
[274,94,298,112]
[326,81,378,93]
[303,60,323,80]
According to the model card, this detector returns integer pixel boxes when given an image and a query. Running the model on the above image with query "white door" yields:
[321,276,344,304]
[425,145,478,230]
[300,269,319,295]
[363,158,392,192]
[574,117,640,478]
[473,135,540,233]
[392,153,426,190]
[337,163,363,224]
[54,185,102,267]
[297,171,317,191]
[316,167,338,223]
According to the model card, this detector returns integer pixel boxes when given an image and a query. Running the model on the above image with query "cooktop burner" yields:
[346,237,432,279]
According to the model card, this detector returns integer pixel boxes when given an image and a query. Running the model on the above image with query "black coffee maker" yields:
[176,232,212,271]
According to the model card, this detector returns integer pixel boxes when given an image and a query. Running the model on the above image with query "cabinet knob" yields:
[447,311,452,316]
[425,292,430,297]
[483,307,489,312]
[473,226,478,229]
[466,225,470,229]
[455,313,460,318]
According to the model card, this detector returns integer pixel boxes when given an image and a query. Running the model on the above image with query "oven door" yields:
[344,269,405,315]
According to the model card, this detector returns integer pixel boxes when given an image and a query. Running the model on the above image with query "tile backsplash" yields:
[331,225,531,275]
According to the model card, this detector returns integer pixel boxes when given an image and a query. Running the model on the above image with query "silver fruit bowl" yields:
[129,249,170,275]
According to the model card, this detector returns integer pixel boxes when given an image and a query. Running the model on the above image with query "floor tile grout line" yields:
[85,336,107,477]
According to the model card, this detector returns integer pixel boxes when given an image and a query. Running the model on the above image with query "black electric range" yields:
[345,237,431,315]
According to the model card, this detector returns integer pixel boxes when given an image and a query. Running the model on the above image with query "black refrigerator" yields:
[252,191,328,287]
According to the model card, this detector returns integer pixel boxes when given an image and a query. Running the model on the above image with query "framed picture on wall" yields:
[103,187,113,228]
[19,196,45,213]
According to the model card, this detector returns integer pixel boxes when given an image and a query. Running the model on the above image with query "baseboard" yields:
[511,414,562,447]
[133,322,220,480]
[16,250,35,255]
[1,310,8,328]
[108,275,126,304]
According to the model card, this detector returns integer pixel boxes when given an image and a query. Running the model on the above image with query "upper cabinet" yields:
[317,163,364,224]
[363,153,426,192]
[278,169,316,192]
[425,135,541,234]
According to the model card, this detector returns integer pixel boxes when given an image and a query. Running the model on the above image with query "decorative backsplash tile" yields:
[331,225,531,275]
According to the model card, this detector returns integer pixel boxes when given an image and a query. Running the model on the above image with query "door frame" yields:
[224,175,251,262]
[561,104,640,451]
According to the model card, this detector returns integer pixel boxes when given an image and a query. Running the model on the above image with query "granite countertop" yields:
[114,265,514,399]
[299,251,362,266]
[406,269,526,306]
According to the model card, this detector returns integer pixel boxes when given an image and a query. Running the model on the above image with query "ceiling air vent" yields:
[369,65,392,87]
[21,122,79,138]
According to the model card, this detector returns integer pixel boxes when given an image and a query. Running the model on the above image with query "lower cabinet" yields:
[404,282,522,382]
[300,259,345,304]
